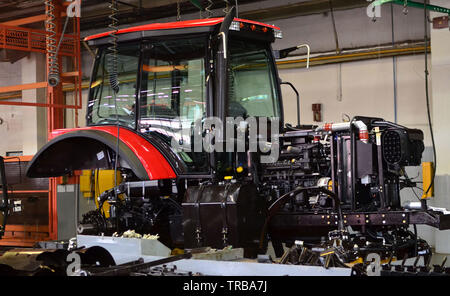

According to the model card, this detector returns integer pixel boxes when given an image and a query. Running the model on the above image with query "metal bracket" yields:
[372,0,450,15]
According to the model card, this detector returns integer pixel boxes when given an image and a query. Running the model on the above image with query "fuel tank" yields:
[182,183,266,258]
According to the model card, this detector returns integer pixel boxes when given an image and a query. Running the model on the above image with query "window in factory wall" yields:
[87,42,139,129]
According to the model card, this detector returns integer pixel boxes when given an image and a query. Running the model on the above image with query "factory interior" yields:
[0,0,450,279]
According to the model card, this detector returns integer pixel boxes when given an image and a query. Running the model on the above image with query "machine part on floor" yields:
[77,234,352,276]
[82,252,192,276]
[0,246,115,276]
[279,227,432,273]
[380,255,450,276]
[136,264,200,276]
[190,246,244,261]
[78,234,172,257]
[26,9,450,267]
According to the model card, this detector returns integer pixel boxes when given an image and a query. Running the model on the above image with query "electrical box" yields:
[422,162,434,199]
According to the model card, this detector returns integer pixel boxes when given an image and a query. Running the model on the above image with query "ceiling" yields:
[0,0,369,31]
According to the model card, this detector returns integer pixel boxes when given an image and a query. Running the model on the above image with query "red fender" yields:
[27,126,176,180]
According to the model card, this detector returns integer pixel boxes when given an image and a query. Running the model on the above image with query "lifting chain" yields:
[403,0,409,15]
[206,0,214,18]
[45,0,73,87]
[45,0,59,87]
[223,0,230,13]
[177,0,181,21]
[108,0,120,93]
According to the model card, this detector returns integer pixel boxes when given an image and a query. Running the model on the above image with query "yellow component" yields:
[90,80,101,88]
[347,257,396,267]
[171,248,185,255]
[94,169,123,218]
[422,162,434,199]
[374,127,381,146]
[320,250,335,257]
[236,166,244,173]
[349,257,364,265]
[327,180,333,191]
[224,176,233,180]
[381,257,396,265]
[291,158,296,163]
[79,170,93,198]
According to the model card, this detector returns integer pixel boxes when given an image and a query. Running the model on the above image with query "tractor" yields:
[26,8,450,265]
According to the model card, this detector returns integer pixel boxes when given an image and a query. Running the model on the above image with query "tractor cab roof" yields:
[84,17,281,45]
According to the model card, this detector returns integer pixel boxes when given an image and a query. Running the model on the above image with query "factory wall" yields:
[279,54,432,146]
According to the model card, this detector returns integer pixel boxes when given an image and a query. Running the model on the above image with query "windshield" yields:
[87,43,139,129]
[228,38,280,118]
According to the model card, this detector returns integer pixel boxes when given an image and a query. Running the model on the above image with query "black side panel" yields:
[26,130,150,180]
[182,183,265,258]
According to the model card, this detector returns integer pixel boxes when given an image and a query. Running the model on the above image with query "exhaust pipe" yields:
[316,120,368,143]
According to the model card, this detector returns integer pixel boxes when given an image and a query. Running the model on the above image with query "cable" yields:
[410,187,422,201]
[107,0,121,226]
[329,0,340,54]
[423,0,436,196]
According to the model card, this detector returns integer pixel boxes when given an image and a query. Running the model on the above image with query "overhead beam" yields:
[0,12,66,27]
[0,82,47,94]
[239,0,369,21]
